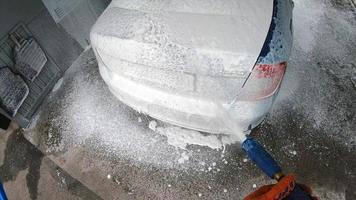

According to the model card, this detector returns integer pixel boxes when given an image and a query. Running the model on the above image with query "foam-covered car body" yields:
[91,0,294,133]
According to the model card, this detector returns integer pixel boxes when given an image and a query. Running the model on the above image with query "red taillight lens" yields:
[239,62,287,101]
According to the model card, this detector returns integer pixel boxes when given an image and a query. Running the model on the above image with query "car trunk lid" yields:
[91,0,274,101]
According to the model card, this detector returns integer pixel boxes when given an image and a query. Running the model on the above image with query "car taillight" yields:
[239,62,287,101]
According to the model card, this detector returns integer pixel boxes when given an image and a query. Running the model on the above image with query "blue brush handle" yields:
[242,138,282,179]
[0,182,7,200]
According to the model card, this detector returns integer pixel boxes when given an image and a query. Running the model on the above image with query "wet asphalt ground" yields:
[1,0,356,199]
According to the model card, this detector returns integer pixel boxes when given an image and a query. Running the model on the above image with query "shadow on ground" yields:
[0,130,101,200]
[0,131,43,200]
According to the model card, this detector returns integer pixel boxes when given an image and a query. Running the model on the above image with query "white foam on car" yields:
[91,0,274,90]
[93,0,273,72]
[90,0,274,133]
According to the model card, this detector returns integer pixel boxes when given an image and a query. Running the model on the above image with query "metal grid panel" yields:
[0,23,62,127]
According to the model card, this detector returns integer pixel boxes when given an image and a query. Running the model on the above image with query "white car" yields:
[91,0,294,134]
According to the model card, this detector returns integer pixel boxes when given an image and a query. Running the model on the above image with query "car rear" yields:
[90,0,293,133]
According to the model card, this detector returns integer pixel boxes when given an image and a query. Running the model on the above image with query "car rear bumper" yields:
[98,60,275,134]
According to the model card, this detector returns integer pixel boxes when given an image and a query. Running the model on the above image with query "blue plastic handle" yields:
[0,182,7,200]
[242,138,282,179]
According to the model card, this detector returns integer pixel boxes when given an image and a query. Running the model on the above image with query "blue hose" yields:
[242,137,282,179]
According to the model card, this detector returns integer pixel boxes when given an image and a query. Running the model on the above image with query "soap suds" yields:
[155,125,240,150]
[148,120,157,131]
[137,117,142,123]
[289,150,297,156]
[26,49,242,171]
[177,152,190,164]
